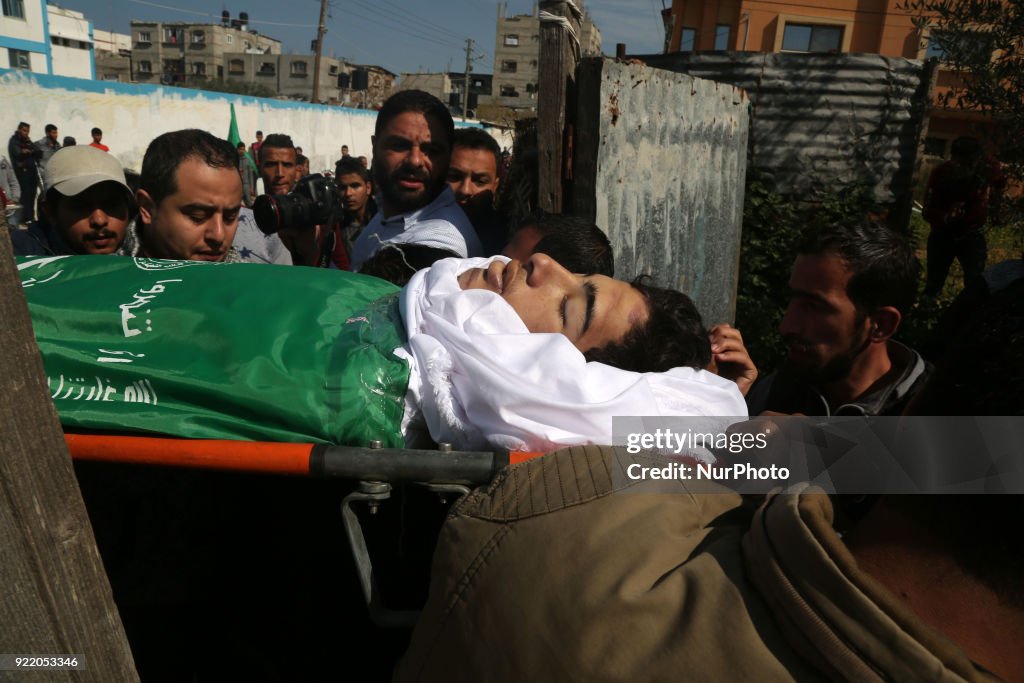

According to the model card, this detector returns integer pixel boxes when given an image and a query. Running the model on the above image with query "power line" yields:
[334,2,465,52]
[127,0,317,27]
[345,0,467,44]
[355,0,470,43]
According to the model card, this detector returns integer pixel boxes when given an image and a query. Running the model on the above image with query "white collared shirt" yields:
[350,187,481,270]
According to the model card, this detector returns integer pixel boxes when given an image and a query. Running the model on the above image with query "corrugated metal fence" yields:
[572,58,750,326]
[635,52,935,229]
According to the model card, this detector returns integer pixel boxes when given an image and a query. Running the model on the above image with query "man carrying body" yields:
[34,124,62,170]
[447,127,506,254]
[349,90,481,270]
[745,221,929,416]
[119,129,243,262]
[8,122,41,225]
[90,127,110,152]
[12,145,133,256]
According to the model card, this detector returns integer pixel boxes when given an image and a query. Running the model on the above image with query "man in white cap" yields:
[11,145,133,256]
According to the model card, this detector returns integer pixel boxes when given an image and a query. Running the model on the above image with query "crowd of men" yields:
[4,88,1021,680]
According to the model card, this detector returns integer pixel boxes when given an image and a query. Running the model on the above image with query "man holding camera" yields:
[230,134,294,265]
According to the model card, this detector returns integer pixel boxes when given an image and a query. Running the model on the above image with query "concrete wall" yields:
[0,69,513,174]
[573,58,749,326]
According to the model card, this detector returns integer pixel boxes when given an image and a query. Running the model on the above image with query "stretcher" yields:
[65,433,543,628]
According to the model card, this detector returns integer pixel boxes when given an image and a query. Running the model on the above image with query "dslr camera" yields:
[253,174,340,235]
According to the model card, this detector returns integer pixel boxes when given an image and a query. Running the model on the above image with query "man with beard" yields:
[447,127,506,254]
[349,89,481,270]
[745,221,929,416]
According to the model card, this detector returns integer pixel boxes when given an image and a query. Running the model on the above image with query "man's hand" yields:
[708,323,758,396]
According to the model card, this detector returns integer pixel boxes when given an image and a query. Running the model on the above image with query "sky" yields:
[70,0,669,76]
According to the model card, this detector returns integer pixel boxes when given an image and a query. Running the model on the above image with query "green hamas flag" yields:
[227,102,258,174]
[19,256,410,446]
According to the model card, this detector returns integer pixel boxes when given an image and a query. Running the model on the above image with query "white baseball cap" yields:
[44,145,133,200]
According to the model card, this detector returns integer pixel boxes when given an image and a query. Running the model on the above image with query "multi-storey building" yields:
[1,0,49,73]
[47,4,92,79]
[130,16,280,86]
[94,28,132,82]
[490,2,602,112]
[224,53,345,102]
[661,0,994,157]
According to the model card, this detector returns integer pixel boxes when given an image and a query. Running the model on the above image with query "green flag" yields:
[227,103,258,173]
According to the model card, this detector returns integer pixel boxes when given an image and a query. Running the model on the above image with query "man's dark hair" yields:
[296,154,308,166]
[260,133,296,154]
[62,136,76,147]
[526,214,614,277]
[236,141,246,150]
[452,127,501,160]
[92,127,102,136]
[359,243,458,286]
[375,89,454,148]
[798,221,919,315]
[584,277,711,372]
[45,124,57,133]
[335,156,371,183]
[256,130,263,136]
[18,121,29,129]
[140,129,236,205]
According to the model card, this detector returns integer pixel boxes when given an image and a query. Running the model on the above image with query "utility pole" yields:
[311,0,328,103]
[462,38,473,121]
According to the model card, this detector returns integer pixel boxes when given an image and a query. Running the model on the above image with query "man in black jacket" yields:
[7,121,41,225]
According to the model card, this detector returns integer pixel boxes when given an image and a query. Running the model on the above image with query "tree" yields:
[902,0,1024,179]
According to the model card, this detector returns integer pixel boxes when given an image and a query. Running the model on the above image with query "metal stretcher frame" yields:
[65,433,545,627]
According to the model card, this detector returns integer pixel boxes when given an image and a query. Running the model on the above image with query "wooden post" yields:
[0,223,138,680]
[537,0,583,213]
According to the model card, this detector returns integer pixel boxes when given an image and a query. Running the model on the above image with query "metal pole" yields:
[311,0,328,103]
[463,37,473,121]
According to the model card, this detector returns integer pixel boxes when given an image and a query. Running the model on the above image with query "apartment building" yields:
[47,4,92,79]
[0,0,49,73]
[662,0,994,156]
[490,2,602,112]
[94,28,132,82]
[130,16,280,86]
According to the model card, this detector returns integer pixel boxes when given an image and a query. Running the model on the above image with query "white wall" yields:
[0,70,514,175]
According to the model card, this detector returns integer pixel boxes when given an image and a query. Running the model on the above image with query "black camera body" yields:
[253,173,340,235]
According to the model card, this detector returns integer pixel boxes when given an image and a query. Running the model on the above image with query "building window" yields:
[8,48,30,70]
[138,60,152,73]
[501,60,517,73]
[225,34,233,45]
[2,0,25,19]
[781,23,843,53]
[190,62,206,76]
[329,65,338,75]
[191,31,205,44]
[680,27,696,52]
[259,62,275,75]
[137,31,151,43]
[525,83,535,94]
[228,59,244,74]
[163,59,184,74]
[500,84,518,97]
[925,29,993,63]
[290,61,307,77]
[714,24,731,50]
[504,34,519,46]
[164,28,184,44]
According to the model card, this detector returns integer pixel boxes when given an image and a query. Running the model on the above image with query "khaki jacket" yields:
[396,446,997,682]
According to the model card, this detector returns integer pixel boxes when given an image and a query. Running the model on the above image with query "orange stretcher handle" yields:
[65,433,313,476]
[509,451,545,465]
